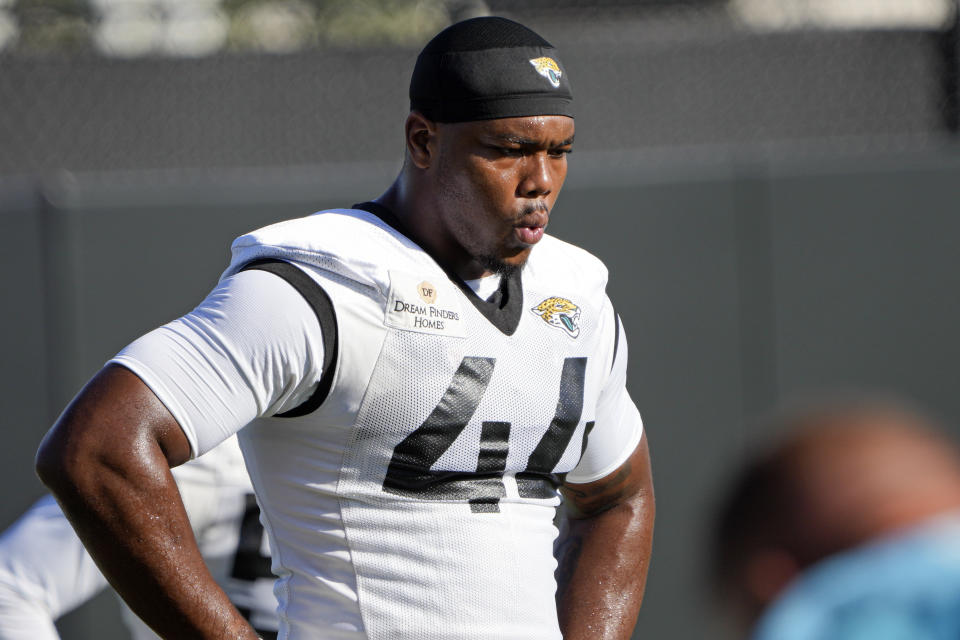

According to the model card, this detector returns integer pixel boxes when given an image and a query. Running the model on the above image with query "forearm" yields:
[39,445,257,639]
[35,366,258,640]
[556,488,655,639]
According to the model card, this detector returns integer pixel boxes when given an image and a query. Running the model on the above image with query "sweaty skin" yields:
[557,438,655,640]
[36,366,259,639]
[380,112,574,279]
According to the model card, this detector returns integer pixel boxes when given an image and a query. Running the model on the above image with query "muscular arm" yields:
[34,364,259,640]
[556,436,655,640]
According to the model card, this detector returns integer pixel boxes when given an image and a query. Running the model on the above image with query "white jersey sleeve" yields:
[564,309,644,484]
[0,495,107,640]
[110,268,325,457]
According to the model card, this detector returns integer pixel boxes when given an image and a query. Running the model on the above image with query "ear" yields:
[405,111,437,170]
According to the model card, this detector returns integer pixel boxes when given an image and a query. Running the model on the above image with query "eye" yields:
[548,147,572,158]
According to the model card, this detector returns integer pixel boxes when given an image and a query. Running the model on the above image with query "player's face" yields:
[433,115,574,279]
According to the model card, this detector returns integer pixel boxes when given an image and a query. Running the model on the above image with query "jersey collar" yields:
[352,201,523,336]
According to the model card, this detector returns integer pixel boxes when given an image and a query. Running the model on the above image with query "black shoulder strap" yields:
[239,259,339,418]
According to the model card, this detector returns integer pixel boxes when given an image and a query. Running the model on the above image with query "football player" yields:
[36,16,655,639]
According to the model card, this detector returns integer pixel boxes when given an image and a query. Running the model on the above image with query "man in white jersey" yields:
[35,16,655,640]
[0,438,279,639]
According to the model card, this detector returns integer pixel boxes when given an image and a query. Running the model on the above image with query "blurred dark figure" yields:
[711,398,960,640]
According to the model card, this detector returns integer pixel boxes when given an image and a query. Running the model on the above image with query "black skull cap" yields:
[409,16,573,123]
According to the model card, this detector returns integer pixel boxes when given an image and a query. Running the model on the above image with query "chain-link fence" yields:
[0,0,958,174]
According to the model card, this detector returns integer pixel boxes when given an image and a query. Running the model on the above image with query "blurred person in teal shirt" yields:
[710,397,960,640]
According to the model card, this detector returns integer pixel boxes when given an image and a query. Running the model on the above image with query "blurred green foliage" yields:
[9,0,94,53]
[2,0,458,55]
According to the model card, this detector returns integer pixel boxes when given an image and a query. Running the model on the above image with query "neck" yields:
[375,177,488,280]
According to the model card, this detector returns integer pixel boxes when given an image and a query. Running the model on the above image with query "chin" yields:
[477,253,527,278]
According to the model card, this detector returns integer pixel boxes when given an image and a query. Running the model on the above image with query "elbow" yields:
[633,480,655,520]
[37,368,127,496]
[35,424,80,497]
[35,408,108,500]
[624,473,655,539]
[35,364,179,503]
[611,485,656,533]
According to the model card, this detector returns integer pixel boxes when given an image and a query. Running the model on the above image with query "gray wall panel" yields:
[768,155,960,426]
[0,179,48,529]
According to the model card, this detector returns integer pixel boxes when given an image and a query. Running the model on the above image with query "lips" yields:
[514,208,548,246]
[515,225,545,245]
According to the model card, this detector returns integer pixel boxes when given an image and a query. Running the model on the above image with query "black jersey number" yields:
[382,356,591,513]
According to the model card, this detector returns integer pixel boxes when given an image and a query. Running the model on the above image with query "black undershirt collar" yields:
[352,201,523,336]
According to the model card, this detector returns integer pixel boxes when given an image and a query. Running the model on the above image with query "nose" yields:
[516,152,558,199]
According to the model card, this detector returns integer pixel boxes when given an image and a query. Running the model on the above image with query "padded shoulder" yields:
[222,213,609,308]
[221,209,438,293]
[524,234,609,295]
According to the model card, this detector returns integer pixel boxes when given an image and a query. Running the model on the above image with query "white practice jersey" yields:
[0,437,279,640]
[111,205,644,640]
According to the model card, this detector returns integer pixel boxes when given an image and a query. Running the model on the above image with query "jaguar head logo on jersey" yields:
[530,297,581,338]
[529,57,562,88]
[417,281,437,304]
